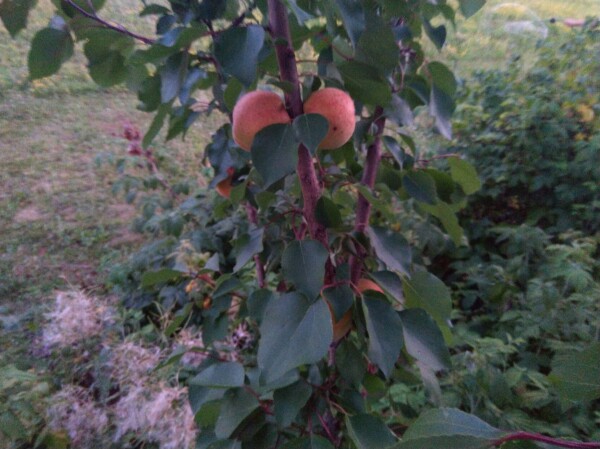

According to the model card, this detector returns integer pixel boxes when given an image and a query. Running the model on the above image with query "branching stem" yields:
[267,0,328,248]
[64,0,155,44]
[493,432,600,449]
[349,107,386,283]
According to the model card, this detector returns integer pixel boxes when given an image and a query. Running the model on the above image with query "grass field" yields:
[0,0,595,446]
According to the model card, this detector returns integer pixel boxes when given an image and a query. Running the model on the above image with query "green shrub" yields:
[452,25,600,235]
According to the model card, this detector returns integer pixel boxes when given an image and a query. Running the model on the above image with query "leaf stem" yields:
[64,0,155,44]
[493,432,600,449]
[349,107,386,283]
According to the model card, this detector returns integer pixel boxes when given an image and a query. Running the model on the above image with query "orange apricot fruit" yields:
[303,87,356,150]
[232,91,291,151]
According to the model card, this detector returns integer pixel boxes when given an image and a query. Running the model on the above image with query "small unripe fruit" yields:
[329,278,383,342]
[232,91,291,151]
[303,87,356,150]
[215,176,232,198]
[215,167,235,198]
[356,278,384,294]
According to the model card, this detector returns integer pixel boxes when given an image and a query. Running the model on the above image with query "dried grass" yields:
[43,291,199,449]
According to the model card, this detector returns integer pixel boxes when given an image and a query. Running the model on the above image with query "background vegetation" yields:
[1,1,598,448]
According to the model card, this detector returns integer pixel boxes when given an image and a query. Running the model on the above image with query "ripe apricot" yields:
[303,87,356,150]
[232,91,291,151]
[329,278,383,342]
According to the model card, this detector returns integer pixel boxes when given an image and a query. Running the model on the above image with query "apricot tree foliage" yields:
[6,1,600,448]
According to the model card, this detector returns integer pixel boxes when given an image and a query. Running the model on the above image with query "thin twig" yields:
[493,432,600,449]
[349,107,386,283]
[64,0,155,44]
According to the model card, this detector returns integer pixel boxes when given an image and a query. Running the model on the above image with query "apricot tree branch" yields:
[349,107,386,283]
[493,432,600,449]
[267,0,328,248]
[64,0,155,44]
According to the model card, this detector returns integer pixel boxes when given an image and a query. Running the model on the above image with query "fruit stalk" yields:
[350,107,386,283]
[267,0,328,247]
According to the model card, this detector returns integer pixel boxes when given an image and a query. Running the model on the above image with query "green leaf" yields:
[338,61,392,106]
[207,439,241,449]
[425,169,455,202]
[84,30,132,86]
[284,436,335,449]
[191,362,245,388]
[362,296,404,378]
[370,271,403,303]
[281,240,328,300]
[336,340,367,388]
[448,158,481,195]
[356,18,399,76]
[140,4,170,15]
[428,62,457,96]
[137,74,161,112]
[430,85,454,139]
[315,196,343,229]
[251,124,299,188]
[397,408,506,449]
[214,25,265,88]
[402,171,438,205]
[458,0,486,18]
[59,0,105,16]
[400,309,450,371]
[274,380,312,427]
[283,0,314,25]
[423,19,446,50]
[0,411,27,440]
[293,114,329,155]
[402,269,452,330]
[334,0,365,47]
[346,414,398,449]
[160,52,187,103]
[188,385,226,414]
[258,293,332,383]
[215,388,260,439]
[141,268,183,288]
[420,201,463,246]
[248,289,275,324]
[234,227,264,272]
[28,27,74,79]
[549,343,600,403]
[142,102,170,148]
[0,0,36,37]
[367,226,412,277]
[322,284,354,321]
[384,95,414,127]
[355,185,394,220]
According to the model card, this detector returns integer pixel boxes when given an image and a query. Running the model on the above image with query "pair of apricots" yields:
[216,87,356,198]
[220,88,369,343]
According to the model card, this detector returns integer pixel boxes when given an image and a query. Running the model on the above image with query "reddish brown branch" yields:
[64,0,155,44]
[349,107,386,283]
[267,0,328,248]
[493,432,600,449]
